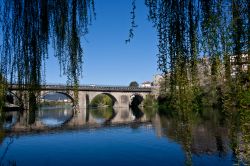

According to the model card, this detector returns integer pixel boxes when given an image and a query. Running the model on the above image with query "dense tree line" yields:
[145,0,250,111]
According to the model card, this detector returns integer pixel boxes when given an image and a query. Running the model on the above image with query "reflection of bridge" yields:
[6,107,150,133]
[8,84,153,108]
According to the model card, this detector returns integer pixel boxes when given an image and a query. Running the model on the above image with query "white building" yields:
[152,74,163,86]
[140,81,152,87]
[230,54,249,77]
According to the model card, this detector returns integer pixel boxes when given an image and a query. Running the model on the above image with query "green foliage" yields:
[145,0,249,112]
[126,0,137,43]
[143,107,157,119]
[129,81,139,87]
[229,109,250,165]
[143,94,158,108]
[90,94,113,107]
[239,89,250,109]
[90,107,114,120]
[0,74,7,111]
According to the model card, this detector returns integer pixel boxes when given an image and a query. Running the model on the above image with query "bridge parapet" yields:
[8,84,152,93]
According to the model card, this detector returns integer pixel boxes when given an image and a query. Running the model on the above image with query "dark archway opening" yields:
[6,94,14,104]
[3,91,24,111]
[130,94,144,120]
[130,94,143,108]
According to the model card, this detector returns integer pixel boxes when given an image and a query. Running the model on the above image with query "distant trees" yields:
[129,81,139,87]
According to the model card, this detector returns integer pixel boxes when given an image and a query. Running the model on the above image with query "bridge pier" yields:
[78,92,87,108]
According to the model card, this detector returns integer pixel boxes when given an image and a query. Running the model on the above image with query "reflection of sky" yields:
[38,106,73,127]
[0,126,186,166]
[3,116,17,129]
[40,118,65,126]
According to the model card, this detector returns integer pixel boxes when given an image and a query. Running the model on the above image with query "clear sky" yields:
[46,0,159,86]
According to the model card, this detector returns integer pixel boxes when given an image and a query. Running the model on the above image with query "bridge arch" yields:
[40,91,75,106]
[89,93,118,107]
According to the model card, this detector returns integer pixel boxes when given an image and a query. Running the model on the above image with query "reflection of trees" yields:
[160,107,250,165]
[143,107,157,120]
[229,109,250,165]
[0,137,14,165]
[157,109,231,165]
[0,118,6,144]
[90,107,115,122]
[0,130,4,144]
[28,110,36,125]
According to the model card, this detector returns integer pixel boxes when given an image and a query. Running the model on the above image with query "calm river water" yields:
[0,105,249,166]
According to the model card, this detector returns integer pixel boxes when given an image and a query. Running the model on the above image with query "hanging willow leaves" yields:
[126,0,137,43]
[0,0,95,107]
[145,0,249,109]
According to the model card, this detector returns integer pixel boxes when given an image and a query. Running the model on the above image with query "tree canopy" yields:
[129,81,139,87]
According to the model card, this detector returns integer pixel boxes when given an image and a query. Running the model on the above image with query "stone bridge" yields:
[8,84,153,108]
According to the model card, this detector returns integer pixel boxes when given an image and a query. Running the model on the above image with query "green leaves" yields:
[146,0,250,110]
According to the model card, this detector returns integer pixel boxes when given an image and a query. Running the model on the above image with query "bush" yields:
[143,94,158,108]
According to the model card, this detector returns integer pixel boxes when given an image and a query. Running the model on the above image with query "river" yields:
[0,105,249,166]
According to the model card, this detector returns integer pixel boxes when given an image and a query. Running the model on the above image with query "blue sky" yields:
[46,0,159,86]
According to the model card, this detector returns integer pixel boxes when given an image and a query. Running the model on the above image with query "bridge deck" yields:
[8,84,152,93]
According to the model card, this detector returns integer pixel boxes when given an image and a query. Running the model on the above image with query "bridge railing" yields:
[8,84,153,92]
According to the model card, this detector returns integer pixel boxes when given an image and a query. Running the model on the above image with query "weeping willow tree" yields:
[0,74,7,110]
[145,0,200,111]
[145,0,250,111]
[0,0,95,109]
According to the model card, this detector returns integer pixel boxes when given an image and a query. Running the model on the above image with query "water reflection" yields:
[1,112,18,129]
[0,106,151,130]
[37,105,74,127]
[0,106,249,165]
[90,107,115,124]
